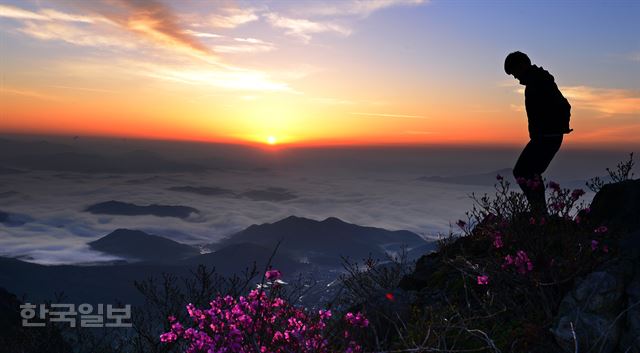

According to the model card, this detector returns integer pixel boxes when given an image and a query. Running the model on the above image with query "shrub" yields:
[159,270,368,353]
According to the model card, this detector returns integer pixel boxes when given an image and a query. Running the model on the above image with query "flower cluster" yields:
[502,250,534,274]
[265,269,282,281]
[546,180,587,218]
[159,270,368,353]
[477,275,489,285]
[344,312,369,328]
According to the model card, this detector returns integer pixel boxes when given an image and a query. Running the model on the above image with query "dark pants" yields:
[513,136,563,215]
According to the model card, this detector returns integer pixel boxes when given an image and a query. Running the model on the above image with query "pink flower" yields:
[160,332,177,343]
[345,312,369,328]
[514,250,533,274]
[265,269,282,281]
[496,174,504,181]
[319,310,332,320]
[477,275,489,285]
[504,250,534,274]
[385,293,395,301]
[548,181,561,192]
[591,239,599,251]
[529,217,536,225]
[502,254,515,269]
[456,220,466,229]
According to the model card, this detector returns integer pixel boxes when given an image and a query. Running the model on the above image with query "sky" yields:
[1,0,639,148]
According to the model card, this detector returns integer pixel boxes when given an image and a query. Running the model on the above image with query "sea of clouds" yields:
[0,166,501,265]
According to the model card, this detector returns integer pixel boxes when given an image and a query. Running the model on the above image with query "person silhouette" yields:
[504,51,572,216]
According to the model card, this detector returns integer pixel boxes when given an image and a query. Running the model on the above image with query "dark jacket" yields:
[520,65,572,138]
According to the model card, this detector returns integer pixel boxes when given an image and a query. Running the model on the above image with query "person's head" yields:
[504,51,531,80]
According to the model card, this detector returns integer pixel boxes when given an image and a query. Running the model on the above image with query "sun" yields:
[267,136,277,145]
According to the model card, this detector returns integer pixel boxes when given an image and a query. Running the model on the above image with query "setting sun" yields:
[267,136,277,145]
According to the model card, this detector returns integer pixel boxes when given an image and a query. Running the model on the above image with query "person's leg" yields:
[513,136,563,215]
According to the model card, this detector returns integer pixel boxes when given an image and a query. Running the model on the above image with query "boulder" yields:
[589,179,640,233]
[552,178,640,352]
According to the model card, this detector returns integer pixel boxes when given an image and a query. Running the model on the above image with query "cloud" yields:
[511,85,640,115]
[265,13,351,43]
[0,162,492,264]
[102,0,210,55]
[213,37,275,54]
[3,2,210,56]
[185,29,223,38]
[208,7,260,28]
[139,62,293,92]
[17,20,137,49]
[561,86,640,115]
[294,0,427,18]
[0,4,99,23]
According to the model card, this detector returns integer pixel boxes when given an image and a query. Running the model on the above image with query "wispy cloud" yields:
[265,13,351,43]
[17,21,136,49]
[510,85,640,115]
[103,0,210,55]
[3,1,211,56]
[214,37,275,54]
[1,87,61,101]
[139,62,293,92]
[185,29,223,38]
[561,86,640,115]
[294,0,427,18]
[0,4,100,23]
[350,112,428,119]
[208,7,260,28]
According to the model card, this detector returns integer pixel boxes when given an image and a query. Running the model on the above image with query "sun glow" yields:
[267,136,277,145]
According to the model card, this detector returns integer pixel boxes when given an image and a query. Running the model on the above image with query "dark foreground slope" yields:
[387,179,640,352]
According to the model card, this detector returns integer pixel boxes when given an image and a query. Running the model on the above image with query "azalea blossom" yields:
[265,269,282,281]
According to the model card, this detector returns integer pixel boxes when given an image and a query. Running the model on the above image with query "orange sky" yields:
[1,1,639,148]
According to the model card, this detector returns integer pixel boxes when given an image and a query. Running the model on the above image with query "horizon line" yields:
[1,131,638,152]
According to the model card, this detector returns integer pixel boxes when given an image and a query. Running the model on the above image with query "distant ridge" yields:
[85,201,199,219]
[88,229,200,262]
[215,215,432,265]
[418,168,513,186]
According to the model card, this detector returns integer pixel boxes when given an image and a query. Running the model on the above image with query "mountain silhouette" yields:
[214,216,429,265]
[0,215,433,305]
[88,229,200,262]
[85,201,199,219]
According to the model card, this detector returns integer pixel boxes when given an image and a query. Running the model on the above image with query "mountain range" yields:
[0,216,435,305]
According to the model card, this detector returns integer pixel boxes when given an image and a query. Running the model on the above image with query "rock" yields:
[589,179,640,233]
[551,268,625,353]
[619,274,640,352]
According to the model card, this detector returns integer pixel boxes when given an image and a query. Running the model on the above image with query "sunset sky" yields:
[1,0,638,147]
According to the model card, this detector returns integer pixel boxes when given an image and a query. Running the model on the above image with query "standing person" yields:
[504,51,573,216]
